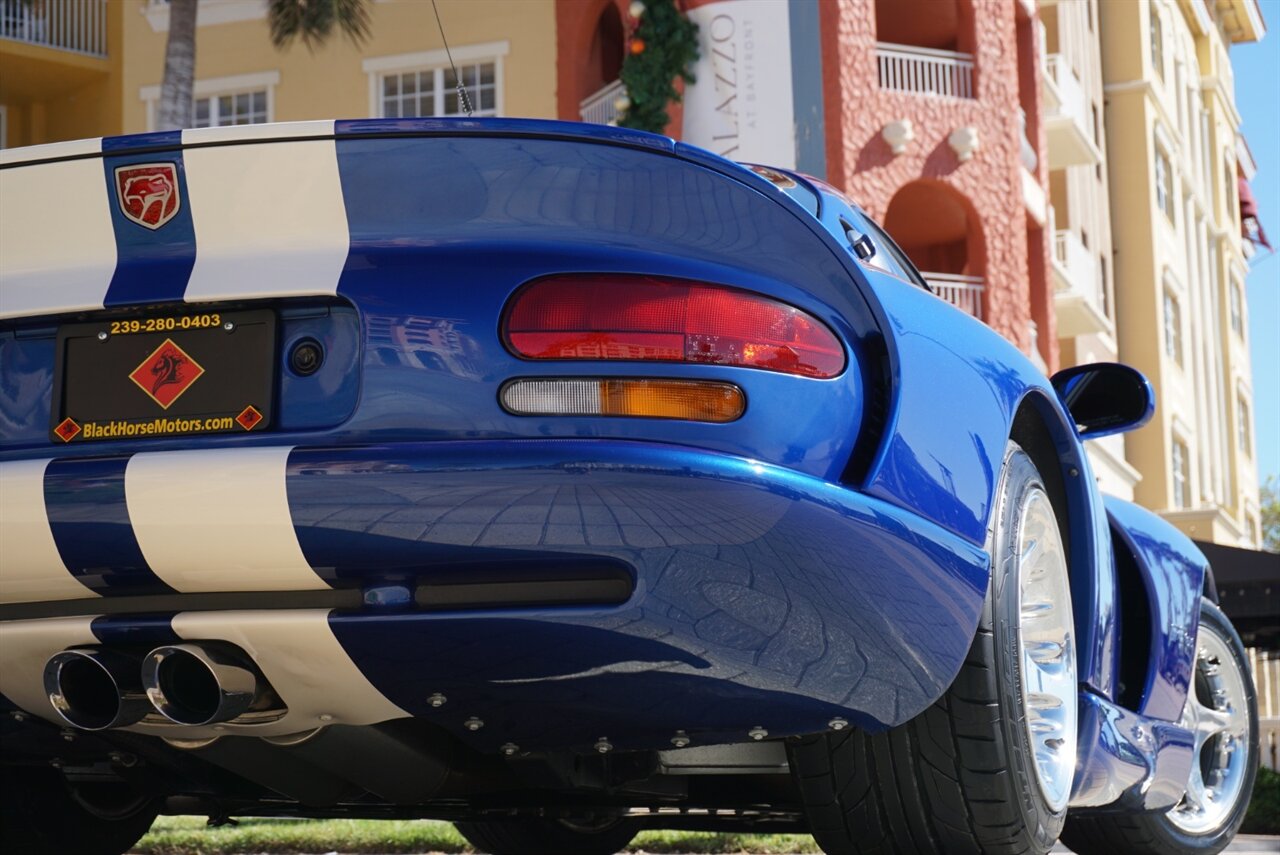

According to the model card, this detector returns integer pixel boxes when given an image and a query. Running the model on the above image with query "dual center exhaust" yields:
[44,642,284,731]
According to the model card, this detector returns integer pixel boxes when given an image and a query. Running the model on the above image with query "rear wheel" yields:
[0,765,158,855]
[789,442,1076,854]
[1061,598,1258,855]
[455,815,639,855]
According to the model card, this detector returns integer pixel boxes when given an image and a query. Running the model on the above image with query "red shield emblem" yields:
[129,338,205,409]
[115,163,181,230]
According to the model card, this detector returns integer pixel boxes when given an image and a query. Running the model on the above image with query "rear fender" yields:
[1104,496,1204,722]
[852,272,1116,698]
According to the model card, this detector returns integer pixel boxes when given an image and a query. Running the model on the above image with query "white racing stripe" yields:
[0,616,97,723]
[181,124,349,303]
[0,141,117,320]
[165,610,408,736]
[0,460,97,604]
[126,447,328,593]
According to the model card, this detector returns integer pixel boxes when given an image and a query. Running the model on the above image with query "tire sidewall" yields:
[989,444,1069,850]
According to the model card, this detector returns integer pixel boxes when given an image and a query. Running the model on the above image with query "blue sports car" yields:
[0,119,1259,855]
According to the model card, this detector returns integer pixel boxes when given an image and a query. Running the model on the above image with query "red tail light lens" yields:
[503,275,845,378]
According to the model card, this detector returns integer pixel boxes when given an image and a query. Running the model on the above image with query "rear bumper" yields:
[0,440,987,751]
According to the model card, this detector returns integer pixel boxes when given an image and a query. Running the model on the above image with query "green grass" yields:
[133,816,822,855]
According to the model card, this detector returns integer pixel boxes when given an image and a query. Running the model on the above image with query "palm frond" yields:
[268,0,371,51]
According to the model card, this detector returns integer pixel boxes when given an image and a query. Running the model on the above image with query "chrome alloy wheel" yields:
[1015,487,1077,812]
[1167,621,1251,834]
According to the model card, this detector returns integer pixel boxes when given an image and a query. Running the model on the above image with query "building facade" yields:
[1040,0,1140,502]
[0,0,558,147]
[1100,0,1264,547]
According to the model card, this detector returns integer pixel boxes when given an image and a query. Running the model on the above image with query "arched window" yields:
[584,4,624,100]
[874,0,977,99]
[885,181,986,318]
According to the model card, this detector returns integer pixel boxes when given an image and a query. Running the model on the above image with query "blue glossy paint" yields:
[0,330,53,445]
[295,439,988,739]
[44,457,173,595]
[1071,690,1194,810]
[1106,497,1205,722]
[100,137,195,308]
[332,117,676,153]
[89,614,180,647]
[276,304,361,431]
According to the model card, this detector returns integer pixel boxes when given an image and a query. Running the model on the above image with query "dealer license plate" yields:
[51,309,276,443]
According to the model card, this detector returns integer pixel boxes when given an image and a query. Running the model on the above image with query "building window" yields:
[1155,142,1175,222]
[1171,437,1189,509]
[364,43,508,120]
[194,89,268,127]
[1230,280,1244,335]
[380,62,497,118]
[1100,256,1110,318]
[1224,159,1237,224]
[140,71,279,131]
[1238,395,1252,456]
[1164,290,1183,365]
[1150,6,1164,81]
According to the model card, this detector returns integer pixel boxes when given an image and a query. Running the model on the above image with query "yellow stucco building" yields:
[0,0,557,148]
[1100,0,1265,547]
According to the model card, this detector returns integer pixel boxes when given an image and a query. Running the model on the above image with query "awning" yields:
[1239,175,1272,251]
[1197,540,1280,648]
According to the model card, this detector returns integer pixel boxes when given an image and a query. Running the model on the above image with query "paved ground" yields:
[1052,836,1280,854]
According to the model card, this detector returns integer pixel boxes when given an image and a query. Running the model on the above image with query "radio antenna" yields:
[431,0,474,117]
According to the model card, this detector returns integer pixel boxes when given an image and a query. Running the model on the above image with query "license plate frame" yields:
[51,308,277,444]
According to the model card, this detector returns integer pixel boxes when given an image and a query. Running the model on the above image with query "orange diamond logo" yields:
[129,338,204,410]
[54,417,81,443]
[236,405,263,431]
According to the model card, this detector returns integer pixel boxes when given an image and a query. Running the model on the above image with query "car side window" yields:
[857,214,931,292]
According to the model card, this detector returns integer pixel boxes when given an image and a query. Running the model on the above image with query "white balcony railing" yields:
[876,43,975,100]
[1042,54,1099,167]
[1018,108,1038,172]
[580,80,627,126]
[925,272,984,320]
[1053,230,1100,302]
[1044,55,1085,123]
[1052,229,1110,337]
[0,0,107,57]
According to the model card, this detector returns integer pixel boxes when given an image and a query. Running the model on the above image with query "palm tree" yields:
[155,0,371,132]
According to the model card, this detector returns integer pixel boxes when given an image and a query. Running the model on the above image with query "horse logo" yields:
[129,338,205,409]
[114,163,181,229]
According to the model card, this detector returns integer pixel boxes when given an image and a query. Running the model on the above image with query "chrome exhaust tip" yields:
[43,648,151,731]
[142,642,280,726]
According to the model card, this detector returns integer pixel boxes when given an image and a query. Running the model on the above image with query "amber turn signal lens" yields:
[500,379,745,423]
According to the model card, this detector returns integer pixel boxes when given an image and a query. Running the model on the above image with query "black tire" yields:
[1061,598,1259,855]
[789,442,1073,854]
[0,765,159,855]
[455,816,639,855]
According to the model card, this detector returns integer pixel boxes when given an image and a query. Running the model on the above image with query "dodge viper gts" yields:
[0,119,1259,855]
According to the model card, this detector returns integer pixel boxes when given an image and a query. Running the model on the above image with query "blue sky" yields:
[1231,32,1279,489]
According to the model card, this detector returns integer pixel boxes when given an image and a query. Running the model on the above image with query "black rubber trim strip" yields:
[0,572,635,622]
[0,589,363,621]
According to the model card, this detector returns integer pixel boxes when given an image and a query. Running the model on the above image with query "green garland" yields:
[617,0,700,134]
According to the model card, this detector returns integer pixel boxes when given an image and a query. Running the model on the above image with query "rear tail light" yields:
[500,379,745,422]
[503,275,845,379]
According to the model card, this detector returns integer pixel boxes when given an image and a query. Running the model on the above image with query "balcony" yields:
[580,80,627,126]
[1052,230,1110,337]
[1041,55,1100,168]
[0,0,107,57]
[926,273,984,321]
[876,43,975,100]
